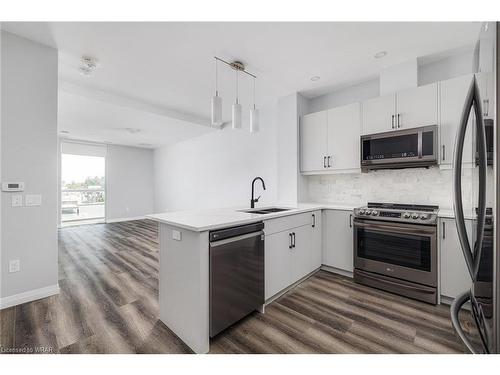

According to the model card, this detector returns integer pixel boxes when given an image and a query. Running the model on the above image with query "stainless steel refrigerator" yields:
[450,22,498,354]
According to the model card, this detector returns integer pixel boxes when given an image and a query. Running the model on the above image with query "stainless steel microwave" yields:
[360,125,438,171]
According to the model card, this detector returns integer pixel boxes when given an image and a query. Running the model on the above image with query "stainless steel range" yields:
[353,202,439,304]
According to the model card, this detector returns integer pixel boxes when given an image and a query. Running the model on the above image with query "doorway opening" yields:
[60,143,106,227]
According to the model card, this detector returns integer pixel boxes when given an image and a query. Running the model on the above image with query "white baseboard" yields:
[106,215,147,223]
[0,284,60,310]
[321,265,354,278]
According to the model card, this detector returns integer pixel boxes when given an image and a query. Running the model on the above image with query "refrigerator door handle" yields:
[453,75,488,281]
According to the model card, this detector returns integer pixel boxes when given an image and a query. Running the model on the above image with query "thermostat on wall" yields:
[2,182,25,192]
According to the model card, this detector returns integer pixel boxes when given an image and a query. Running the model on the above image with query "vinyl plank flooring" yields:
[0,219,480,354]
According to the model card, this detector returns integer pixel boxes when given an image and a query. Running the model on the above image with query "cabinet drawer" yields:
[264,212,314,236]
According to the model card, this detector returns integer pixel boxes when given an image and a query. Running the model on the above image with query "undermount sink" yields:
[240,207,292,215]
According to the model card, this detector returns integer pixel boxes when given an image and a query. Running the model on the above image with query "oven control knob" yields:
[371,210,378,216]
[420,214,429,220]
[359,209,365,215]
[366,210,373,215]
[411,213,419,219]
[403,212,411,219]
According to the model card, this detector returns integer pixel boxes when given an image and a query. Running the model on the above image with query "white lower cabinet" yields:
[264,211,321,300]
[311,210,322,270]
[265,230,293,299]
[439,217,473,299]
[322,209,354,272]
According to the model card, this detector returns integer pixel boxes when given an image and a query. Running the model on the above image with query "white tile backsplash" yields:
[306,166,475,210]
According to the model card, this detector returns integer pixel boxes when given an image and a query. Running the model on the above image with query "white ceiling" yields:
[2,22,482,148]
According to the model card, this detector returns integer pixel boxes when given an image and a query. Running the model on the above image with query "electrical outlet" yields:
[9,259,20,273]
[11,194,23,207]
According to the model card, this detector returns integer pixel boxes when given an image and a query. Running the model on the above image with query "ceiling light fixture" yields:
[374,51,387,59]
[60,130,70,134]
[79,55,99,76]
[310,76,320,81]
[212,56,258,132]
[124,127,141,134]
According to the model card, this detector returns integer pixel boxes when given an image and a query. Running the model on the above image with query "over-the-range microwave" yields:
[360,125,438,172]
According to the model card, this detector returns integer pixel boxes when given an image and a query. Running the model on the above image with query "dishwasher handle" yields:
[209,222,264,242]
[210,230,264,247]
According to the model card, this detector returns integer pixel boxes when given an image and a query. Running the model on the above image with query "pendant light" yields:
[250,76,259,133]
[232,69,242,129]
[211,58,222,126]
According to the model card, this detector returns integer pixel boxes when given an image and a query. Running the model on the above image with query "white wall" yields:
[154,105,277,212]
[106,144,155,221]
[418,49,475,86]
[1,32,58,306]
[307,79,379,113]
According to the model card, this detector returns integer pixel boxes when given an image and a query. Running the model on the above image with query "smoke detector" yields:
[79,55,99,76]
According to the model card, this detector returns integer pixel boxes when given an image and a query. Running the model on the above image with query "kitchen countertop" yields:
[147,202,356,232]
[147,202,478,231]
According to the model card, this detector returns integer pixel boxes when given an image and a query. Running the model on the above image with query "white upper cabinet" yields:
[396,83,438,129]
[300,111,328,172]
[361,83,438,135]
[300,102,361,173]
[361,93,396,135]
[440,74,474,166]
[327,103,361,171]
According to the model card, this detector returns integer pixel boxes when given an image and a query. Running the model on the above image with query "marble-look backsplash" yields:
[306,166,475,210]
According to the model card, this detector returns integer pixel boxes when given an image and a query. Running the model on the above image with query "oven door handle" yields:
[353,220,436,236]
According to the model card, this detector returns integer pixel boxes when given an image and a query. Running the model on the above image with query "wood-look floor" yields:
[0,220,480,354]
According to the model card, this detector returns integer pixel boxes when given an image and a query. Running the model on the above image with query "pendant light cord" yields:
[253,77,256,109]
[236,70,239,104]
[215,58,218,96]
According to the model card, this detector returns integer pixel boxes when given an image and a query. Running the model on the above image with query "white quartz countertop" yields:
[147,202,355,232]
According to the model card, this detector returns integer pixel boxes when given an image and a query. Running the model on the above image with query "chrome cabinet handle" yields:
[397,113,401,128]
[327,156,331,168]
[323,156,327,168]
[288,233,293,249]
[349,214,353,228]
[391,114,395,129]
[312,214,316,228]
[291,232,296,248]
[442,145,445,161]
[483,99,489,117]
[442,221,445,239]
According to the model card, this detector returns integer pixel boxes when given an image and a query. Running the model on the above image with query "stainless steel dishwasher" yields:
[209,222,265,337]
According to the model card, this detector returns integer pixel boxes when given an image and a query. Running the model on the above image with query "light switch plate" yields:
[11,194,23,207]
[172,230,182,241]
[25,194,42,206]
[9,259,20,273]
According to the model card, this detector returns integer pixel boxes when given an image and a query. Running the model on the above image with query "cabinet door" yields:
[327,103,361,170]
[291,224,313,282]
[265,230,292,299]
[396,82,438,130]
[440,75,474,165]
[440,218,473,299]
[300,111,328,172]
[361,94,396,135]
[311,211,322,270]
[322,210,354,272]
